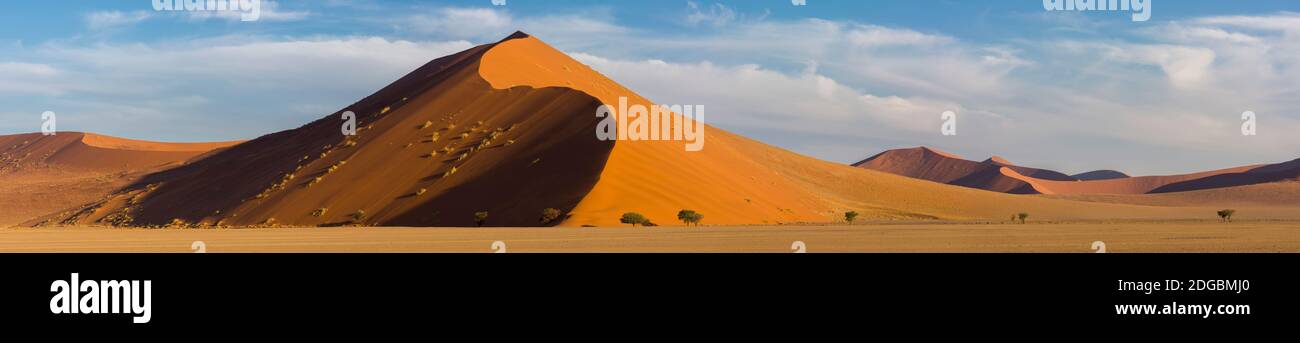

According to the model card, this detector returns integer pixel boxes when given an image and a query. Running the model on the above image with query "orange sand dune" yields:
[29,32,1295,228]
[0,132,236,172]
[0,132,235,226]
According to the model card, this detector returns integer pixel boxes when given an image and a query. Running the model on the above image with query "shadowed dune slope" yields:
[35,34,614,227]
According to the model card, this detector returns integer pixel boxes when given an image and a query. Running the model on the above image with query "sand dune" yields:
[1072,170,1130,181]
[24,32,1298,228]
[0,132,235,226]
[857,146,1297,196]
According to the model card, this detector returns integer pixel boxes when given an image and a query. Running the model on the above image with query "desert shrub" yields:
[380,106,391,115]
[540,208,562,224]
[474,211,489,227]
[620,212,649,227]
[416,188,427,196]
[677,210,704,226]
[350,210,366,222]
[428,151,439,158]
[420,121,433,129]
[1217,209,1236,223]
[506,139,516,146]
[1017,213,1029,224]
[845,211,860,224]
[312,208,328,217]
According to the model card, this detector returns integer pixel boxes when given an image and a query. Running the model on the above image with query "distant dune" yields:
[1072,170,1130,181]
[17,32,1300,228]
[0,132,235,226]
[856,146,1298,196]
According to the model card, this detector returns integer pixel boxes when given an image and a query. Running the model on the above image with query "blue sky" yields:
[1,1,1297,175]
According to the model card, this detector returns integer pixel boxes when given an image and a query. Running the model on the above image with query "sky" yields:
[0,0,1297,175]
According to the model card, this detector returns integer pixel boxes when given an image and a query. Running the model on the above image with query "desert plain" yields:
[3,221,1297,253]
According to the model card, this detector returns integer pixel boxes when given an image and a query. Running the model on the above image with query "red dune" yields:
[857,146,1295,196]
[0,132,235,226]
[852,147,986,184]
[26,32,1299,228]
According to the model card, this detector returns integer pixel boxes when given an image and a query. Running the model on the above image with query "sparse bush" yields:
[1017,213,1029,224]
[677,210,703,227]
[620,212,649,227]
[845,211,860,224]
[505,139,515,146]
[474,211,489,227]
[1217,209,1236,223]
[540,208,562,224]
[350,210,366,223]
[312,208,328,217]
[428,151,439,158]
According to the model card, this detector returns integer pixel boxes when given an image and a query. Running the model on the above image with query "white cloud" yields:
[1194,12,1300,32]
[85,11,153,29]
[3,37,473,141]
[845,25,952,48]
[685,2,736,27]
[406,7,513,40]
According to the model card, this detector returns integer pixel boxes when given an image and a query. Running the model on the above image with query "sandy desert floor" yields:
[1,221,1297,253]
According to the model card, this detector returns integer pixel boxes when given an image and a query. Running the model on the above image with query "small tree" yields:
[1217,209,1236,223]
[620,212,648,227]
[677,210,703,227]
[844,211,860,224]
[1017,213,1029,224]
[350,210,366,223]
[474,211,489,227]
[540,208,562,225]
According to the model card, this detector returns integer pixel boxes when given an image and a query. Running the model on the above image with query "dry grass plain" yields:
[2,221,1297,253]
